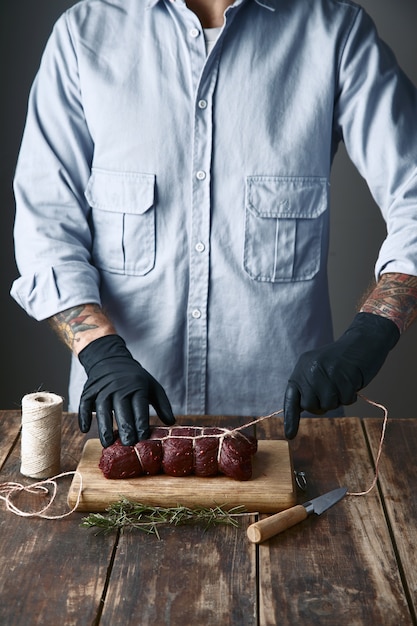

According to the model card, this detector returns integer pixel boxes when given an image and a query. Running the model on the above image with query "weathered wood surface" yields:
[365,418,417,621]
[256,416,413,625]
[0,411,117,626]
[0,410,21,470]
[100,515,258,626]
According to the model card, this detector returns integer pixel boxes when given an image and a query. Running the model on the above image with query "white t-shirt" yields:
[204,27,222,55]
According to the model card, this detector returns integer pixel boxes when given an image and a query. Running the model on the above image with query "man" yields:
[11,0,417,447]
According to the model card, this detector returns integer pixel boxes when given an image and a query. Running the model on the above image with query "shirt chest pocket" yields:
[85,169,156,276]
[244,176,328,282]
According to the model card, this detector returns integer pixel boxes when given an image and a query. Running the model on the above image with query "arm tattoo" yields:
[360,273,417,334]
[49,305,100,350]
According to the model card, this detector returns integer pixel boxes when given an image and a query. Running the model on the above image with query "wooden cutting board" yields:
[68,439,296,513]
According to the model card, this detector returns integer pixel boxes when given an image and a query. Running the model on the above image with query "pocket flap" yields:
[85,169,155,215]
[247,176,328,219]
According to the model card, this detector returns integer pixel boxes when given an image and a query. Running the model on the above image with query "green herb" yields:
[81,498,246,538]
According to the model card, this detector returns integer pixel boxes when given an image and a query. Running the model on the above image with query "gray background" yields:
[1,0,416,417]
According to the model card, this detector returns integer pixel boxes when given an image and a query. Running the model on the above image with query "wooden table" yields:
[1,410,416,625]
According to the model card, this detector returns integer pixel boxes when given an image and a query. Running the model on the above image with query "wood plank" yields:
[68,439,295,513]
[0,515,116,626]
[255,416,413,625]
[364,418,417,619]
[0,410,22,470]
[100,514,258,626]
[0,412,116,626]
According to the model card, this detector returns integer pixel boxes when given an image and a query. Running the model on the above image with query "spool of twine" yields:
[20,392,63,479]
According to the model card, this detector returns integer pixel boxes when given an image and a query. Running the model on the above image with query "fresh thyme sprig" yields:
[81,498,247,538]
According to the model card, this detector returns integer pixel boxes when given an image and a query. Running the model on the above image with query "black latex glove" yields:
[284,312,400,440]
[78,334,175,447]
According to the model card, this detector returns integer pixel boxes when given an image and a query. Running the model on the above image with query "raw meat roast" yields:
[99,426,258,481]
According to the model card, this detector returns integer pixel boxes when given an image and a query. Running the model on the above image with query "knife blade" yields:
[246,486,347,544]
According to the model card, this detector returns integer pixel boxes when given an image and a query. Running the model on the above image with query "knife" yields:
[246,486,347,544]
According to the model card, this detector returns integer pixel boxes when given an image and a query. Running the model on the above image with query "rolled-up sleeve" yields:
[11,12,99,320]
[334,8,417,279]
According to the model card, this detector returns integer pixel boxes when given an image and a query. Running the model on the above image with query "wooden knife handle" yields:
[246,505,308,544]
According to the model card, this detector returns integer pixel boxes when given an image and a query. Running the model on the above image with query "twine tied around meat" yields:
[132,423,262,470]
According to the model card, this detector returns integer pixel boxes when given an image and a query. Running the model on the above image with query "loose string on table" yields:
[0,471,83,520]
[242,395,388,498]
[241,396,389,497]
[346,394,388,497]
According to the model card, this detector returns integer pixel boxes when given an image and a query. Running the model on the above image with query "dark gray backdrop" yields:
[1,0,416,417]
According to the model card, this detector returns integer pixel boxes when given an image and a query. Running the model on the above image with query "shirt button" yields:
[192,309,202,319]
[198,99,208,109]
[196,170,206,180]
[195,242,205,253]
[190,28,200,38]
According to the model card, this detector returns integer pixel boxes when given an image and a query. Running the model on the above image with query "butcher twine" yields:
[0,393,387,519]
[228,393,388,496]
[133,425,257,470]
[20,392,63,479]
[0,392,83,519]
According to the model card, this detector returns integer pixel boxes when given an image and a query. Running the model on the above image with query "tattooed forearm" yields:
[49,304,116,353]
[50,305,99,348]
[360,273,417,334]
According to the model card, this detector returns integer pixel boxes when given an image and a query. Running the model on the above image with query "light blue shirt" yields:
[11,0,417,415]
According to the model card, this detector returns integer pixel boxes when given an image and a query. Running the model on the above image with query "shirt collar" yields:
[254,0,276,10]
[146,0,276,11]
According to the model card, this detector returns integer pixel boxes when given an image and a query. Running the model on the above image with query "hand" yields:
[284,313,400,439]
[78,335,175,447]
